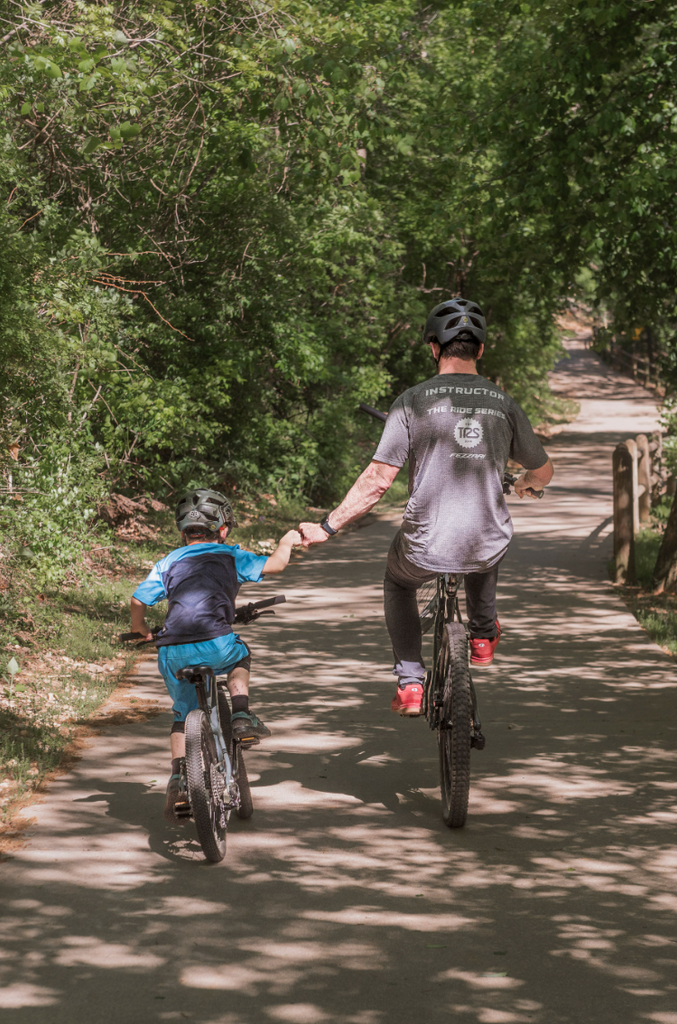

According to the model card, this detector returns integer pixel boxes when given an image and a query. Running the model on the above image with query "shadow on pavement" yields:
[1,344,676,1024]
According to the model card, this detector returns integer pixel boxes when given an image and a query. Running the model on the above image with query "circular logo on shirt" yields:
[454,417,483,449]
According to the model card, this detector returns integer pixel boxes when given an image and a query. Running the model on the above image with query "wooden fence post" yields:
[625,437,640,535]
[613,442,636,584]
[636,434,651,523]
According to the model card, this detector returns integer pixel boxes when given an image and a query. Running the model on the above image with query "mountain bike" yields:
[121,594,285,863]
[417,473,542,828]
[359,403,544,828]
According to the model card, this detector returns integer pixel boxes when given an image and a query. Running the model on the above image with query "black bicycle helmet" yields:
[175,488,238,535]
[423,298,486,347]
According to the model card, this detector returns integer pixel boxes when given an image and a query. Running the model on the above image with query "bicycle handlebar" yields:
[119,596,287,644]
[358,402,388,423]
[119,627,160,643]
[502,472,544,499]
[233,595,286,624]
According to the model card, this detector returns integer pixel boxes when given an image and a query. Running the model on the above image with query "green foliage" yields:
[7,0,677,582]
[621,523,677,660]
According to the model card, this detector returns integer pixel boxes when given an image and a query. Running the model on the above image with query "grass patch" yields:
[618,508,677,658]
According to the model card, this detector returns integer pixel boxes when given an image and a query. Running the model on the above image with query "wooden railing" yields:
[596,336,665,394]
[613,432,669,584]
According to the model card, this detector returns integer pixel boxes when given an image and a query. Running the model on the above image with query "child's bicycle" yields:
[121,594,285,863]
[417,472,542,828]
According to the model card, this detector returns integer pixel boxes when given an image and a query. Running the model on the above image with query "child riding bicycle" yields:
[129,488,300,823]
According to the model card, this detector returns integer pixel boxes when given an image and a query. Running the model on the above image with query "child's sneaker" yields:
[469,621,501,666]
[164,769,189,823]
[391,681,424,716]
[231,711,271,745]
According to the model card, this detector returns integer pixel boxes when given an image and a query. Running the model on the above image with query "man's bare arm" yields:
[514,457,554,499]
[299,461,401,547]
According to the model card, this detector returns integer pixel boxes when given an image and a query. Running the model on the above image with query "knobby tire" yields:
[218,687,253,820]
[438,622,472,829]
[233,744,253,819]
[185,709,227,863]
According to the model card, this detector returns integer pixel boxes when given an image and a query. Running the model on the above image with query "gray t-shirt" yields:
[373,373,547,573]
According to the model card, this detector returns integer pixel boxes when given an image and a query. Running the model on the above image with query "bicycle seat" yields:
[175,664,216,683]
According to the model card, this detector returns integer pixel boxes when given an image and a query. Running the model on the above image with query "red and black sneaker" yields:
[391,681,424,716]
[469,621,501,667]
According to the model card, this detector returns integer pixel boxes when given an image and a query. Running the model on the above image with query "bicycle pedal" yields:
[174,802,192,818]
[471,732,486,750]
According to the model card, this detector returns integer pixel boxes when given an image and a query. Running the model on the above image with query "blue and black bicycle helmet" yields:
[175,488,238,535]
[423,298,487,347]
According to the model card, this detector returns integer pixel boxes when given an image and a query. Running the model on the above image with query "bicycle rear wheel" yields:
[438,622,472,828]
[232,743,253,819]
[185,709,228,862]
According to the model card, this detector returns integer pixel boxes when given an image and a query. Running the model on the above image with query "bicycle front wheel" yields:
[418,578,439,636]
[185,709,228,862]
[438,622,472,828]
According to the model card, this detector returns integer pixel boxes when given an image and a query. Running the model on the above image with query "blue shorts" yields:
[157,633,251,722]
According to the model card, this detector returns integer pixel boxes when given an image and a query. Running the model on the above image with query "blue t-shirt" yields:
[133,543,268,647]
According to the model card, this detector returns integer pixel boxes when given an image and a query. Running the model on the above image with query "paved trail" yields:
[3,338,676,1024]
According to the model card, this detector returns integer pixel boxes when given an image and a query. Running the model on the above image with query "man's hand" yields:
[513,474,541,499]
[299,522,330,548]
[514,457,554,499]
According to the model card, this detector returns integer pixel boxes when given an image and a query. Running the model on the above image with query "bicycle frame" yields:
[179,665,234,794]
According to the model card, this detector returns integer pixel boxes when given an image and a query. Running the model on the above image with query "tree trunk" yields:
[652,496,677,593]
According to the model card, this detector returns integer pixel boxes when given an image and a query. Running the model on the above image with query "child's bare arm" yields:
[130,596,153,639]
[263,530,302,575]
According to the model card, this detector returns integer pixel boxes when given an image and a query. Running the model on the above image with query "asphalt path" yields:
[2,336,676,1024]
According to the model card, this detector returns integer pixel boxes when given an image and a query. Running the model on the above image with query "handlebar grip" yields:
[252,595,286,610]
[359,402,388,423]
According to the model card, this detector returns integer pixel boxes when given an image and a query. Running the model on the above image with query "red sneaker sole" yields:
[391,704,423,716]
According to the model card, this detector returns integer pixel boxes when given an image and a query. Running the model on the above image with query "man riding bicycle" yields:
[299,298,553,716]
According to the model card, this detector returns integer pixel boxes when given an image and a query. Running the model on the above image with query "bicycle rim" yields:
[185,709,228,862]
[438,623,472,829]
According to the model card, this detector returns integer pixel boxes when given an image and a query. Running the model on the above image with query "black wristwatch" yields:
[320,517,338,536]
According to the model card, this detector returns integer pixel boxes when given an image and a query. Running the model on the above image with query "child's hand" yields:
[263,530,302,573]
